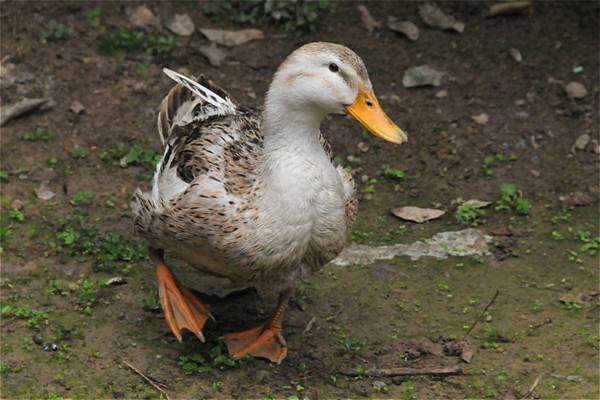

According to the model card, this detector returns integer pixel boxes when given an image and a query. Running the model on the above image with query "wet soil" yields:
[0,1,598,399]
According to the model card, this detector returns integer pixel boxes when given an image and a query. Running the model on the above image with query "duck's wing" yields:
[319,131,358,231]
[132,70,263,246]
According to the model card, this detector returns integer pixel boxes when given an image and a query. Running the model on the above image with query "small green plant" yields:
[142,292,161,312]
[40,20,73,43]
[100,144,161,172]
[71,147,89,159]
[1,305,48,330]
[76,278,106,314]
[495,183,531,215]
[203,0,334,32]
[50,210,148,271]
[0,171,8,181]
[96,30,174,59]
[177,353,212,374]
[46,279,69,296]
[455,203,485,225]
[482,153,518,176]
[8,209,25,222]
[70,191,96,206]
[381,165,405,179]
[340,335,365,355]
[576,229,599,255]
[22,127,53,141]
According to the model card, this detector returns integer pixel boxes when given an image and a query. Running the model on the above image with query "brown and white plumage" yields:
[132,68,356,289]
[131,42,405,362]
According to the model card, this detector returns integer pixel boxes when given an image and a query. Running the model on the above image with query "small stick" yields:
[462,290,500,340]
[303,316,317,335]
[340,365,462,378]
[530,318,552,330]
[520,372,544,400]
[122,359,171,400]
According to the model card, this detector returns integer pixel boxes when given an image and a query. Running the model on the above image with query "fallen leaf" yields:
[34,181,55,201]
[129,5,159,29]
[558,191,594,207]
[471,113,489,125]
[70,100,85,115]
[403,65,445,88]
[530,169,540,177]
[411,338,445,357]
[418,2,464,33]
[388,20,420,41]
[565,81,587,99]
[571,134,590,153]
[435,90,448,98]
[558,292,598,305]
[463,199,491,209]
[392,206,445,223]
[0,98,51,127]
[200,28,264,47]
[508,47,522,62]
[198,44,227,67]
[486,0,532,17]
[167,13,195,36]
[356,5,380,34]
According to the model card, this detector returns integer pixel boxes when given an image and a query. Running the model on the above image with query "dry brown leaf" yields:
[565,82,588,99]
[418,2,464,33]
[167,14,195,36]
[129,5,160,29]
[34,181,55,201]
[356,5,380,34]
[464,199,491,209]
[198,44,227,67]
[70,100,85,115]
[392,206,445,223]
[486,0,532,17]
[388,20,420,41]
[471,113,489,125]
[200,28,264,47]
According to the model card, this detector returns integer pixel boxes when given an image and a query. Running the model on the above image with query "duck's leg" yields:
[153,250,213,343]
[222,288,291,364]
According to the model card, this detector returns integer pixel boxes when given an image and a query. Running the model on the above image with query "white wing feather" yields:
[162,68,236,111]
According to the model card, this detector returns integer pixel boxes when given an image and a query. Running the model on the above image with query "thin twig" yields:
[122,359,171,400]
[520,372,544,400]
[303,316,317,335]
[530,318,552,330]
[462,290,500,340]
[340,365,462,377]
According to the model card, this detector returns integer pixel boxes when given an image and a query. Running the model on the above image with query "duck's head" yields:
[267,42,407,145]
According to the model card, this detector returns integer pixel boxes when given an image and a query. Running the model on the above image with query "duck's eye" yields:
[328,63,339,73]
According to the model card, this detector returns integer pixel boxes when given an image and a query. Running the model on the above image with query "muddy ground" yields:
[0,1,598,399]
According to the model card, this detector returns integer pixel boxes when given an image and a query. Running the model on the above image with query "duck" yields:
[131,42,407,364]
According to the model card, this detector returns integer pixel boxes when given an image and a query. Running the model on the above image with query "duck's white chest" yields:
[256,148,348,262]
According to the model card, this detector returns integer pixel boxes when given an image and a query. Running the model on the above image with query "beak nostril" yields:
[365,100,374,107]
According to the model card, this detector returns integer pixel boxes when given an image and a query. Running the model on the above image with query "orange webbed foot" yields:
[156,263,214,343]
[222,323,287,364]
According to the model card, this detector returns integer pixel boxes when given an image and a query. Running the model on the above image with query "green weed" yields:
[71,147,89,159]
[50,210,148,271]
[495,183,531,215]
[455,203,486,225]
[381,165,405,179]
[203,0,334,32]
[576,229,599,255]
[8,209,25,222]
[1,304,48,330]
[70,191,96,206]
[97,30,174,59]
[40,20,73,43]
[22,127,53,142]
[482,153,518,176]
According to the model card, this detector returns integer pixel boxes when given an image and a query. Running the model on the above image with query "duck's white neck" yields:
[263,86,327,153]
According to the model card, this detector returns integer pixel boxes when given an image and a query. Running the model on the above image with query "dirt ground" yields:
[1,1,598,399]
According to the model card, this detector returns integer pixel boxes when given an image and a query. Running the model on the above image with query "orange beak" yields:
[345,88,407,144]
